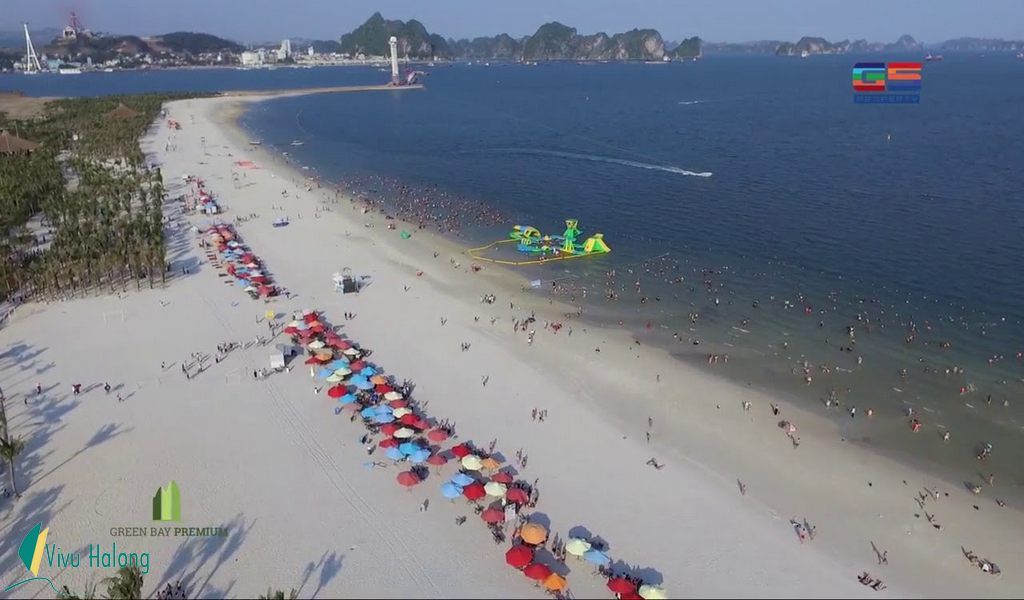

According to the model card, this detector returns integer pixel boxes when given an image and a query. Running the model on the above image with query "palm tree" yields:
[0,434,26,499]
[258,588,297,600]
[59,581,97,599]
[102,565,144,600]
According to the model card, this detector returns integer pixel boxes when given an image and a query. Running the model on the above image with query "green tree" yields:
[0,433,26,499]
[102,565,144,600]
[258,588,298,600]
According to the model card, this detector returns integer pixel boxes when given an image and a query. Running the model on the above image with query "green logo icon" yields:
[152,481,181,521]
[4,523,59,595]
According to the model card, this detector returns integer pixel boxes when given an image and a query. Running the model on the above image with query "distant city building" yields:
[240,51,261,66]
[308,45,315,57]
[277,39,292,61]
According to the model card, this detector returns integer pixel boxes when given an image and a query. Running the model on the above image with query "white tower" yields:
[23,23,42,74]
[388,36,399,84]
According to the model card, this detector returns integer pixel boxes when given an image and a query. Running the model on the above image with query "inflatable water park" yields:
[466,220,611,266]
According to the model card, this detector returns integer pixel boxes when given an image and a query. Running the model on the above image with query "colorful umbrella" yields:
[372,413,395,424]
[394,427,415,439]
[608,578,637,595]
[542,573,567,592]
[491,471,513,484]
[484,481,507,497]
[505,487,529,504]
[380,423,399,436]
[481,457,501,471]
[505,545,533,569]
[338,393,357,405]
[451,472,475,487]
[308,340,325,349]
[461,455,484,471]
[427,429,449,442]
[396,471,420,487]
[374,384,393,394]
[638,585,668,600]
[393,407,412,418]
[303,356,320,365]
[480,507,505,523]
[384,391,404,401]
[520,523,548,545]
[378,438,398,449]
[399,414,420,426]
[316,368,334,379]
[523,563,552,581]
[359,366,377,377]
[440,482,462,499]
[565,538,592,557]
[385,447,405,461]
[333,367,352,376]
[409,449,431,464]
[462,482,486,501]
[583,549,610,566]
[325,374,345,383]
[398,441,420,456]
[426,453,448,466]
[450,444,471,458]
[387,398,408,407]
[327,386,346,398]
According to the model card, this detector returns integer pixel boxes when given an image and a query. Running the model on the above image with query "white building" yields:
[307,45,315,57]
[240,51,261,66]
[277,39,292,61]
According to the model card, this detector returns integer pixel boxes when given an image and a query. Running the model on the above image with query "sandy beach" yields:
[1,91,1021,598]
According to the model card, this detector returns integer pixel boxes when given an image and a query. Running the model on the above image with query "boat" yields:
[800,50,810,59]
[58,66,82,74]
[1017,52,1024,59]
[290,140,304,147]
[924,53,943,61]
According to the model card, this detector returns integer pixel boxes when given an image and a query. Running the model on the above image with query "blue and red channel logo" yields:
[852,62,921,104]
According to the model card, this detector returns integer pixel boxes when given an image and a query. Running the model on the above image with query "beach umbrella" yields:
[398,441,420,456]
[491,471,513,485]
[505,546,534,569]
[607,578,636,595]
[325,374,345,383]
[396,470,421,487]
[542,573,567,592]
[384,391,404,401]
[461,455,484,471]
[450,444,471,458]
[481,507,505,523]
[399,414,420,427]
[380,423,399,436]
[523,563,552,581]
[308,340,325,349]
[393,407,412,418]
[379,438,399,448]
[374,384,393,394]
[426,453,448,466]
[327,358,349,369]
[370,374,388,385]
[484,481,507,497]
[620,593,643,600]
[427,429,449,442]
[331,340,352,350]
[304,356,320,365]
[338,393,358,405]
[409,449,431,464]
[349,359,367,370]
[520,523,548,545]
[451,472,475,487]
[462,482,486,501]
[327,386,346,398]
[505,488,529,505]
[481,457,501,471]
[333,367,352,376]
[374,405,392,414]
[583,549,610,566]
[440,482,463,499]
[394,427,415,439]
[638,585,668,600]
[372,413,395,424]
[353,378,373,391]
[387,399,407,409]
[360,406,378,418]
[565,538,592,557]
[385,447,405,461]
[360,367,377,378]
[344,348,361,357]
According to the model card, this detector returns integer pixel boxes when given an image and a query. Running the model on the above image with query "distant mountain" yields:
[340,12,449,58]
[150,32,243,54]
[703,40,784,54]
[940,37,1024,52]
[44,30,242,61]
[0,27,61,50]
[672,36,702,59]
[448,34,523,59]
[775,36,847,56]
[520,22,670,61]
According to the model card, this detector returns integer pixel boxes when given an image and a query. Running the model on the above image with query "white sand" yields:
[1,94,1021,598]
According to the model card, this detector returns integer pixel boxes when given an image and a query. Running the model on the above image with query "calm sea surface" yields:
[5,57,1023,490]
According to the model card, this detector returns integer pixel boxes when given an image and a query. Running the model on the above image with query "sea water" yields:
[240,56,1024,495]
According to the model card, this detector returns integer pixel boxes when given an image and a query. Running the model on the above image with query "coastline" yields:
[1,89,1018,597]
[215,93,1023,595]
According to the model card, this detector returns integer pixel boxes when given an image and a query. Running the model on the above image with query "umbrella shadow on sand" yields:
[609,559,664,585]
[296,550,345,599]
[155,512,255,598]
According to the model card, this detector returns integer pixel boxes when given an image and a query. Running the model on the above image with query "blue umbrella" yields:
[360,406,377,418]
[441,482,463,499]
[374,405,391,415]
[373,413,395,424]
[316,368,334,379]
[328,359,349,369]
[409,449,431,464]
[583,549,610,566]
[451,472,474,487]
[398,442,420,456]
[354,379,373,391]
[337,393,357,405]
[359,366,377,377]
[385,447,405,461]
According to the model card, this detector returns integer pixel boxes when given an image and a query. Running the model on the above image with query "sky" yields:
[4,0,1024,43]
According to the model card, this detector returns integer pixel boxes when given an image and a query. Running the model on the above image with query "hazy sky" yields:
[5,0,1024,43]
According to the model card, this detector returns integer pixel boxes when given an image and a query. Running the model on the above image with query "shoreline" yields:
[213,92,1023,595]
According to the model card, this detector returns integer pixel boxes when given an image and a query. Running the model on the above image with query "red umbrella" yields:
[349,360,367,371]
[303,313,318,323]
[375,384,392,393]
[317,355,333,364]
[327,386,346,398]
[462,482,485,501]
[304,356,320,365]
[332,340,352,350]
[399,414,419,426]
[388,399,408,409]
[380,423,399,436]
[426,453,448,466]
[523,563,552,581]
[427,429,449,442]
[505,488,529,504]
[450,444,471,458]
[379,437,399,448]
[481,507,505,523]
[396,470,421,487]
[285,326,299,335]
[491,471,514,484]
[620,593,642,600]
[607,578,637,595]
[505,545,534,569]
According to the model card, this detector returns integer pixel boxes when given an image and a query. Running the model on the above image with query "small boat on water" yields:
[248,140,262,146]
[290,140,304,146]
[924,53,943,61]
[800,50,810,59]
[58,66,82,74]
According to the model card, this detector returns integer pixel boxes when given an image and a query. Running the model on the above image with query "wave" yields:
[677,100,704,105]
[491,148,712,178]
